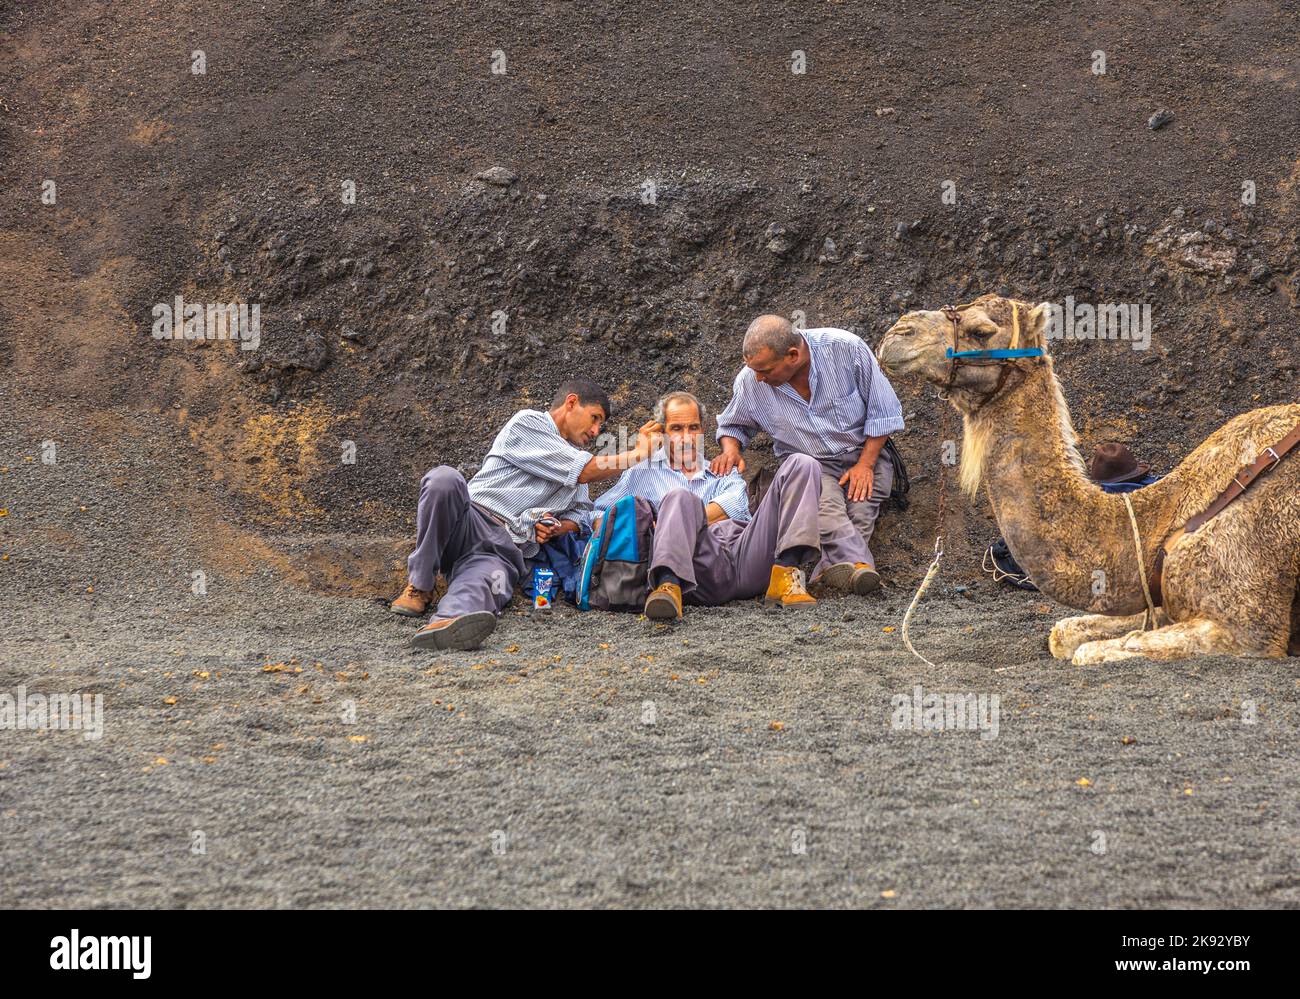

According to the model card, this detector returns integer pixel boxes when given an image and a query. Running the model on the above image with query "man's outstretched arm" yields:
[578,420,663,484]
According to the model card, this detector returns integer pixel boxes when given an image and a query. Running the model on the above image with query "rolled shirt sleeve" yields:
[714,370,761,448]
[707,472,752,524]
[855,339,905,438]
[502,410,593,486]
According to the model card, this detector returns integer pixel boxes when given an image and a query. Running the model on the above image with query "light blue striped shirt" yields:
[715,327,904,459]
[467,409,595,555]
[595,450,751,524]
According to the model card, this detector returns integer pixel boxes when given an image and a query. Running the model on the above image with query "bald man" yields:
[710,314,904,593]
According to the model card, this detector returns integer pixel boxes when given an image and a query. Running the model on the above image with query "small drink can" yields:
[532,567,556,612]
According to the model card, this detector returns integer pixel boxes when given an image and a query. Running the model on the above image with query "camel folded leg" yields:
[1049,612,1158,661]
[1071,618,1248,665]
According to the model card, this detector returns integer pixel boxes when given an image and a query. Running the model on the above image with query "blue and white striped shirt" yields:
[467,409,595,554]
[594,449,751,523]
[715,327,904,459]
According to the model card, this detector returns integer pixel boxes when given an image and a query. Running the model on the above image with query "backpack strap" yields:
[591,500,617,581]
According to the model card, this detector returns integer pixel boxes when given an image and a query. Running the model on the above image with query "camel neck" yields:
[969,365,1152,615]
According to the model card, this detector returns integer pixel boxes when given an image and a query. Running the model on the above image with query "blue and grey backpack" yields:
[577,495,656,611]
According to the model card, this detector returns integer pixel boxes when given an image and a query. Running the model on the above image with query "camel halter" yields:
[938,301,1046,413]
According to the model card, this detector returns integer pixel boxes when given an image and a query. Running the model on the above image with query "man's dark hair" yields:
[551,378,611,416]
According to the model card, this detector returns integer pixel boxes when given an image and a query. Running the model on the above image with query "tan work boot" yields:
[764,565,817,609]
[644,582,683,620]
[409,611,497,651]
[391,582,434,616]
[814,561,882,595]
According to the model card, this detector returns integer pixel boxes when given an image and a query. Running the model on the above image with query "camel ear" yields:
[1025,301,1052,348]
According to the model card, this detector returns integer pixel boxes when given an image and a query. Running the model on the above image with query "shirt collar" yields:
[653,446,710,480]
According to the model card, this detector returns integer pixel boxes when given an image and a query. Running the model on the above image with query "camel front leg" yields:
[1049,612,1153,660]
[1071,618,1243,665]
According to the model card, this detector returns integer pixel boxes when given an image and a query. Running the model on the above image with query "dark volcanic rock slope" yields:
[3,0,1298,586]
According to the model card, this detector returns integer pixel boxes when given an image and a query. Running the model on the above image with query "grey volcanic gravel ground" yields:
[3,583,1299,909]
[1,414,1298,909]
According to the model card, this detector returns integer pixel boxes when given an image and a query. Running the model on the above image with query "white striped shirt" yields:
[467,409,595,554]
[594,449,751,523]
[715,327,904,459]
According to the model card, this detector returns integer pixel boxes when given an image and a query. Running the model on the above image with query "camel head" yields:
[877,294,1053,416]
[878,294,1085,496]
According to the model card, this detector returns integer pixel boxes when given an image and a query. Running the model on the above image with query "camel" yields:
[877,294,1300,664]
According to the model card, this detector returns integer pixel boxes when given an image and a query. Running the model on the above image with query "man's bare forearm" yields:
[857,434,887,469]
[578,449,645,484]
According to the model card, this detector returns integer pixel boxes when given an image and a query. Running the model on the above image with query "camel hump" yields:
[1185,403,1300,469]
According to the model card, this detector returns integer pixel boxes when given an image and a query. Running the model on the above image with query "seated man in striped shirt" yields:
[393,378,661,651]
[711,314,905,595]
[596,391,821,619]
[594,391,751,528]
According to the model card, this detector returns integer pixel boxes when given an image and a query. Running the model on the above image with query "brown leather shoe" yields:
[409,611,497,651]
[814,561,882,595]
[391,582,434,617]
[644,582,683,620]
[764,565,817,609]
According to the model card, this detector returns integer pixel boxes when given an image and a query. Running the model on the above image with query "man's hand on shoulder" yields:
[710,438,746,476]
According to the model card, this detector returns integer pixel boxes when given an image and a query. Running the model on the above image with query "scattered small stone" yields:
[475,166,517,186]
[1148,109,1174,130]
[764,222,796,255]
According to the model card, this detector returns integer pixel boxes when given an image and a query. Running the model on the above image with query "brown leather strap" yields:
[1149,418,1300,604]
[1183,421,1300,535]
[1149,542,1169,606]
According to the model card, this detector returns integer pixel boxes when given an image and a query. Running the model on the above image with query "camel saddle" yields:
[1150,419,1300,604]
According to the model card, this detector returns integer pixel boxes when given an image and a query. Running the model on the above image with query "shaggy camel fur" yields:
[877,294,1300,664]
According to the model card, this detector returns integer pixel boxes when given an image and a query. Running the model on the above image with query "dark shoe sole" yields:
[644,596,682,620]
[390,604,428,617]
[409,611,497,651]
[851,567,882,595]
[814,563,856,591]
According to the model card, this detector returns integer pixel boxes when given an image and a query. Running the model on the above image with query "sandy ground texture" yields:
[1,413,1297,909]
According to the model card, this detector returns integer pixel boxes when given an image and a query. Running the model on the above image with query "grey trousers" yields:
[406,466,526,621]
[649,453,822,606]
[810,446,894,578]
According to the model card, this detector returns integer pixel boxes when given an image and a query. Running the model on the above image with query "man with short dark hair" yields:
[394,379,661,651]
[712,314,904,594]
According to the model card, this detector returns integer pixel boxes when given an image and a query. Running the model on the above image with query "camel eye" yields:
[969,325,997,340]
